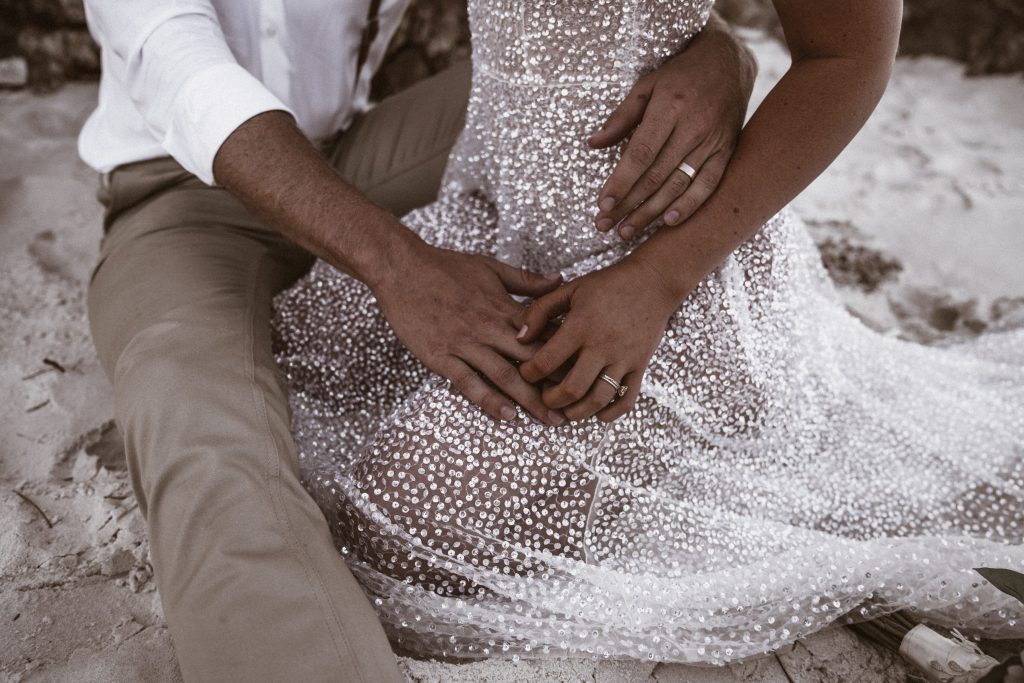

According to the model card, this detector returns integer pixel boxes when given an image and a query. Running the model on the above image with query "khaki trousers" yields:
[87,62,471,682]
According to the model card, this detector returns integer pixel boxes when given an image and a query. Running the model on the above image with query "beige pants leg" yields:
[87,62,471,682]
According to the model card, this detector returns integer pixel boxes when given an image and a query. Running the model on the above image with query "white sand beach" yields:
[1,33,1022,682]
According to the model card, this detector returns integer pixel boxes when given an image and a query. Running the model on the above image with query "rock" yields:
[85,422,127,472]
[816,237,903,294]
[127,564,153,593]
[992,297,1024,330]
[100,548,134,577]
[0,56,28,87]
[70,451,98,483]
[774,627,908,683]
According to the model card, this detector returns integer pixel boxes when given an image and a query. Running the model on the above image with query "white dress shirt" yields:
[79,0,408,185]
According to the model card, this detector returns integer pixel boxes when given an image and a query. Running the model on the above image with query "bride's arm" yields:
[629,0,902,301]
[517,0,902,422]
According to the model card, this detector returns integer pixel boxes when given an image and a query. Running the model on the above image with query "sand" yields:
[1,32,1022,682]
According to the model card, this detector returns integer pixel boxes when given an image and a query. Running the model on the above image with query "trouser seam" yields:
[246,250,369,683]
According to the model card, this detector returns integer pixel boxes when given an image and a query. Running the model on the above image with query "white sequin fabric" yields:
[273,0,1024,663]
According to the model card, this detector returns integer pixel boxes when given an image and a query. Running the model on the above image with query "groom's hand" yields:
[213,112,564,425]
[371,242,566,426]
[591,13,756,238]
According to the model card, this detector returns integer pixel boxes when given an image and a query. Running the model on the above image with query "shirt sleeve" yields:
[84,1,293,184]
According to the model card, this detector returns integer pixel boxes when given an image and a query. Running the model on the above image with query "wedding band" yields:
[599,373,628,398]
[677,161,697,181]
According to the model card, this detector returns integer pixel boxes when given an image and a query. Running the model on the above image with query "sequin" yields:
[272,0,1024,663]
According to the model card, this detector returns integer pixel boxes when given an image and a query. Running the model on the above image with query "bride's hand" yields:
[589,13,755,239]
[373,244,566,426]
[516,257,682,422]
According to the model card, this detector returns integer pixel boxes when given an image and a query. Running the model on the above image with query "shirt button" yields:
[263,23,277,38]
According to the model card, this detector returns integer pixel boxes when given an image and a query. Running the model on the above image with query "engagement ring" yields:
[599,373,628,402]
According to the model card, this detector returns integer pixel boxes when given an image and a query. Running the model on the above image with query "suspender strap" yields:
[355,0,383,83]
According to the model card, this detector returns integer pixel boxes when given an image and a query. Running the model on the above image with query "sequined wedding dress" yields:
[273,0,1024,663]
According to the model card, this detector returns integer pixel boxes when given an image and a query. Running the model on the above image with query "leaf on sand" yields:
[974,567,1024,606]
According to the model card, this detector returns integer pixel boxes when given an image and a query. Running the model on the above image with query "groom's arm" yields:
[591,12,757,238]
[83,0,562,424]
[214,112,565,425]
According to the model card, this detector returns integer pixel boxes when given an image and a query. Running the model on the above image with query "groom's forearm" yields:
[630,1,901,302]
[212,110,422,290]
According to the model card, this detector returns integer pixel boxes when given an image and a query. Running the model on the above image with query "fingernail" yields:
[548,410,566,426]
[517,324,528,339]
[620,224,635,239]
[501,406,517,421]
[599,197,616,212]
[664,210,680,225]
[596,218,613,231]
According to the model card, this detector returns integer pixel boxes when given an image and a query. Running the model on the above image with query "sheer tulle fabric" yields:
[272,0,1024,662]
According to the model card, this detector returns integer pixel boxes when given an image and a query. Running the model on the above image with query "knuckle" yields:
[493,362,519,386]
[627,142,656,167]
[641,167,666,190]
[667,173,689,196]
[698,172,720,192]
[426,342,449,359]
[450,369,477,394]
